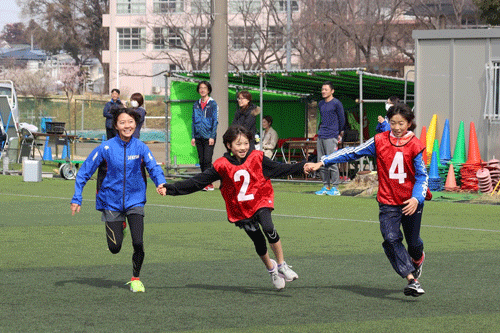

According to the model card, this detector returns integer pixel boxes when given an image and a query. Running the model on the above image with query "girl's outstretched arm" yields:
[164,167,221,195]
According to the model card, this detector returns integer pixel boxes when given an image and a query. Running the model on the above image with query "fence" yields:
[18,96,167,134]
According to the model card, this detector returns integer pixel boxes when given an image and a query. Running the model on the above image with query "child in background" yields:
[163,125,307,290]
[376,96,400,133]
[306,103,430,297]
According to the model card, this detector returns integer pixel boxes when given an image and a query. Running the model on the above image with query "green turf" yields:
[1,175,500,332]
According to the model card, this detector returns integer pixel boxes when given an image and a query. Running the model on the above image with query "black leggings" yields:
[106,214,145,278]
[242,208,280,257]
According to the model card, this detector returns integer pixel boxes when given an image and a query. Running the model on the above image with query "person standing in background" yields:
[232,90,260,150]
[130,92,147,139]
[261,115,278,159]
[376,96,400,134]
[192,81,219,191]
[103,88,126,140]
[315,81,345,196]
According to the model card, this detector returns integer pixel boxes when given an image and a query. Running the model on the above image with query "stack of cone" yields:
[466,122,481,164]
[419,126,427,165]
[444,163,460,192]
[428,151,443,191]
[451,121,466,165]
[460,122,482,192]
[439,119,452,165]
[483,159,500,195]
[432,139,448,183]
[451,121,466,186]
[42,137,53,161]
[476,168,493,193]
[426,114,438,163]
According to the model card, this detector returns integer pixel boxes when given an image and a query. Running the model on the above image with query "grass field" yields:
[1,174,500,332]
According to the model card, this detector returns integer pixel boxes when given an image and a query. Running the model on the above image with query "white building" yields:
[102,0,300,96]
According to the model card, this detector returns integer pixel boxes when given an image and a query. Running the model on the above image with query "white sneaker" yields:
[278,262,298,282]
[269,259,285,290]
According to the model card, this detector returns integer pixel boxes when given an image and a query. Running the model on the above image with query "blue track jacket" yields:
[71,136,166,212]
[320,137,428,204]
[192,97,219,139]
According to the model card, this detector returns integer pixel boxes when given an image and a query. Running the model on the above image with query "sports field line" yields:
[2,192,500,234]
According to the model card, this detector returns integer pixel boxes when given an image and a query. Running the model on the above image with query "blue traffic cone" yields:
[429,151,440,179]
[102,134,106,142]
[61,144,70,160]
[440,119,451,163]
[42,137,53,161]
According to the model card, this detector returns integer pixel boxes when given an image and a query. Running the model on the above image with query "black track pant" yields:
[106,214,145,278]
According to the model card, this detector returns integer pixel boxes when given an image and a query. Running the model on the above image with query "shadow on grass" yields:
[185,283,292,297]
[331,284,418,302]
[55,277,125,289]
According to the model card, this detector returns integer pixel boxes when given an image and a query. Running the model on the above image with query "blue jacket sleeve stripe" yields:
[71,146,103,205]
[321,137,376,166]
[412,152,429,204]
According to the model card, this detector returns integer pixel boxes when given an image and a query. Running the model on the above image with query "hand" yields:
[402,197,419,216]
[191,138,196,147]
[157,184,167,196]
[378,115,385,123]
[304,162,323,174]
[208,138,215,146]
[70,203,81,216]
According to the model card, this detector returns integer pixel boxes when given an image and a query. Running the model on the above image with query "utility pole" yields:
[211,0,228,159]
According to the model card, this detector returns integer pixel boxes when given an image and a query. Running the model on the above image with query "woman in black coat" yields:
[232,90,260,149]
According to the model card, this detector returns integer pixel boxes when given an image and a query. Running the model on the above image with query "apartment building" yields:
[102,0,300,96]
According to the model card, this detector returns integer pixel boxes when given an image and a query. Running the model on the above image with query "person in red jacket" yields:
[163,125,307,290]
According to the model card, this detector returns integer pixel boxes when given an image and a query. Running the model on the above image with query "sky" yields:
[0,0,22,32]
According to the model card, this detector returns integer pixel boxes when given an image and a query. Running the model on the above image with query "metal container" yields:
[23,159,42,182]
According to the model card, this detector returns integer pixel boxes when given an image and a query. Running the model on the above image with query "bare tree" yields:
[292,0,351,68]
[18,0,110,90]
[138,1,212,71]
[227,0,291,70]
[403,0,479,29]
[57,65,84,132]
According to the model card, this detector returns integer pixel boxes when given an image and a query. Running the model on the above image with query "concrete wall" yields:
[413,29,500,161]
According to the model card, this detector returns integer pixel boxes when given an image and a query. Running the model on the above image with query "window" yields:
[230,26,260,50]
[117,28,146,50]
[268,26,284,49]
[153,0,184,13]
[154,27,183,49]
[191,0,210,13]
[116,0,146,14]
[485,61,500,122]
[273,0,298,12]
[191,27,211,49]
[229,0,261,13]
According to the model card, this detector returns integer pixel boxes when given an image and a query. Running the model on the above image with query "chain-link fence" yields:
[18,96,167,135]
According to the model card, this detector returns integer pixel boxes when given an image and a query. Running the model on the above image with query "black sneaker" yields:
[412,252,425,279]
[404,279,425,297]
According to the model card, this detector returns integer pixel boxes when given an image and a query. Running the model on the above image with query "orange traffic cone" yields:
[420,126,428,165]
[466,122,482,164]
[444,163,459,191]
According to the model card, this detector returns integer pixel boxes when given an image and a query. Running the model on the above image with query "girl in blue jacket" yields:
[71,108,166,293]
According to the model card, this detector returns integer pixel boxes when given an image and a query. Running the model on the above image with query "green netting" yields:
[169,81,304,165]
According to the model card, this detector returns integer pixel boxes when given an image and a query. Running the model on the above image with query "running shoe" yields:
[412,252,425,279]
[206,184,214,191]
[126,279,145,292]
[269,259,285,290]
[404,279,425,297]
[315,186,329,195]
[278,262,298,282]
[326,187,341,196]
